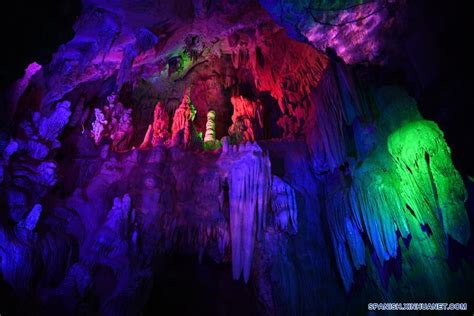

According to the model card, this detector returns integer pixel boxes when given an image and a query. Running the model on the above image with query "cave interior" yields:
[0,0,473,315]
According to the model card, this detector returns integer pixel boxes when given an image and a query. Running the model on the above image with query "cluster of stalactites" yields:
[228,96,264,143]
[159,214,230,262]
[305,62,363,173]
[220,140,271,282]
[326,170,365,292]
[327,118,469,292]
[387,120,469,245]
[236,29,329,137]
[224,28,329,137]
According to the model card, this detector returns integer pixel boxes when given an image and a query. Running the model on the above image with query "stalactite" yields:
[117,45,138,91]
[1,1,472,311]
[349,150,409,264]
[228,96,264,143]
[326,171,365,291]
[221,142,271,282]
[306,67,348,172]
[271,175,298,233]
[249,30,329,136]
[388,120,470,245]
[326,115,470,293]
[334,61,361,125]
[158,212,230,261]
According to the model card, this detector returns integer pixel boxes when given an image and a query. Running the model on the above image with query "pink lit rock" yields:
[151,101,170,146]
[171,89,196,147]
[228,96,264,143]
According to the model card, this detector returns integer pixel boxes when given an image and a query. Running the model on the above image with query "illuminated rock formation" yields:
[151,101,170,146]
[219,141,271,282]
[171,89,197,147]
[110,107,134,151]
[18,204,42,231]
[139,101,171,149]
[90,94,134,150]
[91,108,107,144]
[271,175,298,234]
[388,120,469,245]
[203,110,216,143]
[228,96,264,143]
[0,0,472,315]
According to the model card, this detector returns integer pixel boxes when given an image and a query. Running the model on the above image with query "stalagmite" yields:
[91,108,107,144]
[151,101,170,146]
[171,88,197,147]
[204,110,216,142]
[104,194,133,238]
[139,124,153,149]
[2,1,473,312]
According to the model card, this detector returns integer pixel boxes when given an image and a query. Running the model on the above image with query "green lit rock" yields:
[388,120,470,245]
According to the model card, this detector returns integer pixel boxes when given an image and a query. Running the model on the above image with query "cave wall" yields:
[0,0,473,315]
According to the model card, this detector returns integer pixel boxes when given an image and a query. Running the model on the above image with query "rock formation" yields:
[228,96,264,143]
[0,0,472,315]
[91,108,107,144]
[89,93,134,150]
[171,88,198,147]
[203,110,216,143]
[219,141,271,282]
[151,101,170,146]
